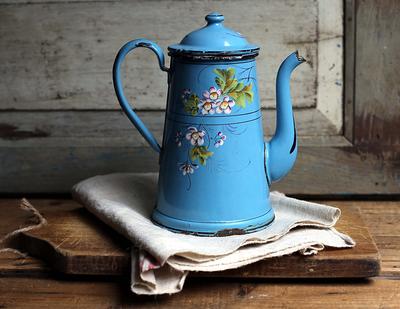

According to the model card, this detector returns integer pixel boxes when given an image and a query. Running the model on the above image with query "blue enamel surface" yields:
[112,13,305,235]
[265,52,305,182]
[112,39,168,153]
[168,12,259,54]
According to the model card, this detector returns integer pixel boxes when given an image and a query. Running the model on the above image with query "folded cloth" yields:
[72,173,355,295]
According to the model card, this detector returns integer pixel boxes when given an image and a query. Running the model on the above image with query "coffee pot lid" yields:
[168,12,259,57]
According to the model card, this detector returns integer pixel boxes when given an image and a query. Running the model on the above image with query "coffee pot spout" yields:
[265,51,305,184]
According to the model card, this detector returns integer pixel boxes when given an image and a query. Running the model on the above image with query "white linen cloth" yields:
[72,173,355,295]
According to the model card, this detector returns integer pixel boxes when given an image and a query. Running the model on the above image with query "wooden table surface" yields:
[1,199,399,308]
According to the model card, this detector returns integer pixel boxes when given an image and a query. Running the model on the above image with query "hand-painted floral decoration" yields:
[176,126,227,189]
[214,131,227,148]
[175,131,183,147]
[179,162,199,175]
[186,127,205,146]
[203,86,222,101]
[216,96,235,114]
[181,67,253,115]
[198,99,216,115]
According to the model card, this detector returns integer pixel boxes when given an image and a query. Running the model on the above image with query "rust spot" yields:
[0,124,49,140]
[214,228,246,237]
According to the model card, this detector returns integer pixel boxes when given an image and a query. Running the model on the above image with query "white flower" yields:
[216,96,235,114]
[214,131,227,148]
[198,99,216,115]
[203,86,222,101]
[175,131,183,147]
[179,162,198,175]
[185,127,205,146]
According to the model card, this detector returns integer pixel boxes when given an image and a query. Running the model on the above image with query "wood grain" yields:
[2,199,379,278]
[354,0,400,146]
[0,109,340,148]
[0,199,400,277]
[1,277,400,308]
[1,198,399,308]
[0,0,336,111]
[344,0,356,142]
[4,144,400,195]
[356,201,400,277]
[0,251,48,276]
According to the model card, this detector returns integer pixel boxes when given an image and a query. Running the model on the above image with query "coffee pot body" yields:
[113,13,305,235]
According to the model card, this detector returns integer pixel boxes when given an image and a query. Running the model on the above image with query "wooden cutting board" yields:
[13,200,380,278]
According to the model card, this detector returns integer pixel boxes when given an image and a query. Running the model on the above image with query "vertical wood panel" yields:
[344,0,356,142]
[354,0,400,146]
[316,0,343,132]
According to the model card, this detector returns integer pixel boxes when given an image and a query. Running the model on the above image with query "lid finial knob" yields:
[205,12,224,25]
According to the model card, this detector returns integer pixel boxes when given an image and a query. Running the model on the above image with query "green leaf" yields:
[199,157,205,165]
[183,94,199,115]
[227,82,254,108]
[227,68,235,80]
[235,93,246,108]
[228,91,239,100]
[190,146,213,165]
[224,79,238,95]
[213,68,237,94]
[245,92,253,102]
[242,83,254,103]
[212,67,254,108]
[234,82,245,92]
[190,148,197,161]
[213,68,226,79]
[215,76,225,90]
[242,83,252,93]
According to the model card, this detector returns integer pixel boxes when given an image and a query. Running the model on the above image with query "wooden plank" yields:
[0,109,341,148]
[354,0,400,146]
[0,147,158,193]
[278,145,400,195]
[1,199,398,278]
[355,201,400,277]
[2,198,379,278]
[2,144,400,194]
[0,251,48,276]
[1,277,400,308]
[0,198,49,275]
[0,0,338,110]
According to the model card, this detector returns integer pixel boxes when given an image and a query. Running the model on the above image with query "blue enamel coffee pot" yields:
[113,12,305,235]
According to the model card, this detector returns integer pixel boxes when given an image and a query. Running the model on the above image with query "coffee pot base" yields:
[151,208,275,236]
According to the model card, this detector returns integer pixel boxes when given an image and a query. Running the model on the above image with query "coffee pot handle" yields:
[112,39,168,153]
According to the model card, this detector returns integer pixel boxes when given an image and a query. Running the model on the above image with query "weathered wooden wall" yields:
[0,0,330,110]
[0,0,399,194]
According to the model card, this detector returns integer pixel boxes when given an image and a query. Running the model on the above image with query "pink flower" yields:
[198,99,216,115]
[216,96,235,114]
[185,127,205,146]
[203,86,222,101]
